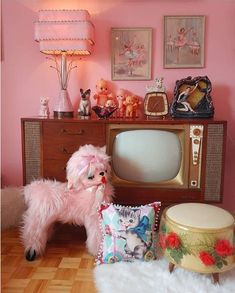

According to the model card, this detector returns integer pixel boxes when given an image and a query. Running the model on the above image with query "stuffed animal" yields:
[78,88,91,117]
[21,144,114,261]
[93,78,113,107]
[39,97,50,117]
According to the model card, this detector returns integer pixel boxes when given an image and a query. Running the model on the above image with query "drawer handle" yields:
[62,148,73,155]
[61,128,84,135]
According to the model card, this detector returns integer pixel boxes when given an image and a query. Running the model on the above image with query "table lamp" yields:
[34,9,95,118]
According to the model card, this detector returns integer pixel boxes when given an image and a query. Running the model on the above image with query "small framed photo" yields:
[111,27,152,80]
[164,16,205,68]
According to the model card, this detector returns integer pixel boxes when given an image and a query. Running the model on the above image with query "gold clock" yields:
[144,92,168,116]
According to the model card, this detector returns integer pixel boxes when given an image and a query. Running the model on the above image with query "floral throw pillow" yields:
[96,202,161,265]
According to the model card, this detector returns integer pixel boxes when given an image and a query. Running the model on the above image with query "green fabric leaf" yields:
[222,259,228,266]
[181,246,189,255]
[216,262,223,269]
[169,249,183,264]
[161,225,167,233]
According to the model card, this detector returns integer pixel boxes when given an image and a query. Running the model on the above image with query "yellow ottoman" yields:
[159,203,235,283]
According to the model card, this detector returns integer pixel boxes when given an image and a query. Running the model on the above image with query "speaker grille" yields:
[24,121,41,184]
[205,124,224,201]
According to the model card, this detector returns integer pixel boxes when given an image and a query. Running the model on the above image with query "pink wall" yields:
[2,0,235,213]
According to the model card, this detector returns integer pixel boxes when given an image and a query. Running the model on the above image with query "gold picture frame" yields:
[111,27,152,80]
[164,16,205,68]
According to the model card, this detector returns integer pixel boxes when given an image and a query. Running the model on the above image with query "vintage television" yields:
[106,120,227,207]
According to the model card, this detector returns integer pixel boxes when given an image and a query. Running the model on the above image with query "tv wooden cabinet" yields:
[21,116,227,207]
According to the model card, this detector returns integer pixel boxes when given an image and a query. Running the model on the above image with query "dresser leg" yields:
[168,262,175,273]
[212,273,219,284]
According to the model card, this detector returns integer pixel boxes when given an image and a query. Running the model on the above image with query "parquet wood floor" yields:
[1,225,97,292]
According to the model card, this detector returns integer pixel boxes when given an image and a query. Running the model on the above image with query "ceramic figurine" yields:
[133,95,142,117]
[39,97,50,117]
[176,84,198,113]
[78,88,91,117]
[116,89,126,117]
[92,79,117,119]
[105,99,116,108]
[170,76,214,118]
[93,78,113,107]
[146,77,166,93]
[92,99,117,119]
[123,95,138,118]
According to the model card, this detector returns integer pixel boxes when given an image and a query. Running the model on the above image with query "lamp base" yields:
[54,111,74,118]
[54,89,74,118]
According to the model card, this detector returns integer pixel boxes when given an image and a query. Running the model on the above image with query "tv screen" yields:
[112,130,182,183]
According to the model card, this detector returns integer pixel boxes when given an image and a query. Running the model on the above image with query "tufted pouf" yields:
[159,203,235,284]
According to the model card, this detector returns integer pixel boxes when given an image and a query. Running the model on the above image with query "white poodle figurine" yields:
[146,77,166,93]
[39,97,50,117]
[21,144,114,261]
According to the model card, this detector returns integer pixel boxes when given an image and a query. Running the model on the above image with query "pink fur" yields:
[21,145,114,260]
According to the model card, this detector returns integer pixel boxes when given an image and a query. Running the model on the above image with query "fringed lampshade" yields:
[34,10,95,118]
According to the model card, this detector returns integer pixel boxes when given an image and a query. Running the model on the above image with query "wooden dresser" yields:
[21,117,106,184]
[21,116,227,206]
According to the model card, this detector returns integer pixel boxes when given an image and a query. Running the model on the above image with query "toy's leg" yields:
[212,273,219,284]
[84,215,101,256]
[169,262,175,273]
[22,211,55,261]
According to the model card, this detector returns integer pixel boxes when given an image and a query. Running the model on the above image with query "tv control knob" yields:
[190,126,203,167]
[191,180,198,187]
[193,128,201,136]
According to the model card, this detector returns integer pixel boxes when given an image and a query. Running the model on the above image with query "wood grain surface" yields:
[1,225,97,292]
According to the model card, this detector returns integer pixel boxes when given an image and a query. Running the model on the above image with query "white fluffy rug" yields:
[1,187,26,230]
[94,258,235,293]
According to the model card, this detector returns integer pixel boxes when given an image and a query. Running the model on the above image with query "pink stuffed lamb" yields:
[22,144,114,261]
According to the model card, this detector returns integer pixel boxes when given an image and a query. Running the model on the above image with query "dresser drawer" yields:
[42,122,105,159]
[43,159,68,182]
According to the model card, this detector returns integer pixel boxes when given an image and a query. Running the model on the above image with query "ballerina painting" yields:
[164,16,205,68]
[111,28,152,80]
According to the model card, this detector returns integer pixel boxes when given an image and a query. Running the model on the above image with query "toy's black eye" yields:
[99,172,105,176]
[88,175,94,180]
[129,219,133,223]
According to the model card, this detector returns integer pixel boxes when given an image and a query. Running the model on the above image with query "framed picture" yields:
[170,76,214,118]
[164,16,205,68]
[111,27,152,80]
